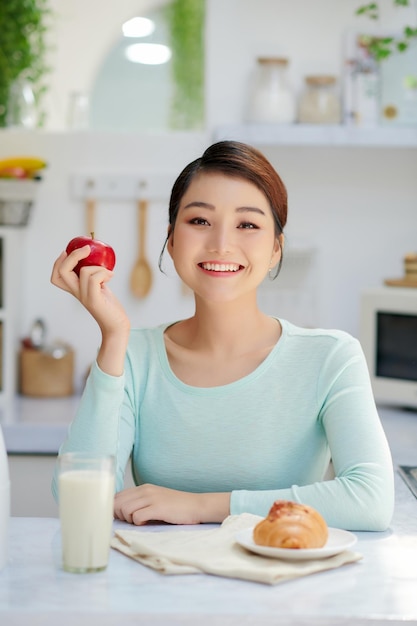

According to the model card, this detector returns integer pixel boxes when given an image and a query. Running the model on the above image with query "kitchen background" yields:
[0,0,416,513]
[1,0,416,396]
[0,0,417,390]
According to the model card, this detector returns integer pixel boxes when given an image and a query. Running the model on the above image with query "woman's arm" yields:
[51,247,131,376]
[230,339,395,531]
[51,361,136,501]
[50,248,134,500]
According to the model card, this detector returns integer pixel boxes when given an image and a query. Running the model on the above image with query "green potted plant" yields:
[164,0,205,129]
[0,0,50,128]
[355,0,417,60]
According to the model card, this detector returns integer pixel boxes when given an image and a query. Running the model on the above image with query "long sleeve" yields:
[51,360,136,501]
[230,332,394,531]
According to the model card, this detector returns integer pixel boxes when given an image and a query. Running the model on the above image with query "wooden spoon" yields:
[130,198,153,298]
[85,179,95,234]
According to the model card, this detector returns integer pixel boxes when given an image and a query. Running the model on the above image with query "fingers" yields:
[51,251,80,295]
[78,265,113,296]
[113,485,201,526]
[50,246,91,293]
[50,250,68,286]
[51,246,127,343]
[51,245,114,302]
[62,244,91,275]
[113,485,166,526]
[114,486,151,525]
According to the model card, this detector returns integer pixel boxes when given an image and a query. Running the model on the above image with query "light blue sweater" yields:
[52,319,394,531]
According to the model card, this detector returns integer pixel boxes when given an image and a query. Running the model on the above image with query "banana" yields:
[0,156,47,172]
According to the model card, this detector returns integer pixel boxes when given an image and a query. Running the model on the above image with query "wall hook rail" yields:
[70,173,176,203]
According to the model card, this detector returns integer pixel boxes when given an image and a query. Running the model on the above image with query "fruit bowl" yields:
[0,200,32,226]
[0,179,40,226]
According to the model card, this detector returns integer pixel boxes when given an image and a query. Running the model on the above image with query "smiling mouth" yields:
[199,262,242,272]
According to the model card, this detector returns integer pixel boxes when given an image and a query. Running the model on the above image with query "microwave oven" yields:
[360,287,417,410]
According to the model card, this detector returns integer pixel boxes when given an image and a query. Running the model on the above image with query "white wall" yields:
[0,131,207,395]
[44,0,171,129]
[1,0,416,400]
[43,0,417,131]
[205,0,417,126]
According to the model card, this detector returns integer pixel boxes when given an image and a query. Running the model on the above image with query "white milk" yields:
[59,469,115,572]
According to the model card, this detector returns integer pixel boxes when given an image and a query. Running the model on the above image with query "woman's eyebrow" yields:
[183,201,214,210]
[236,206,266,216]
[182,201,265,216]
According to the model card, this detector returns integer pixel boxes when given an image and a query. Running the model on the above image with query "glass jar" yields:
[247,57,296,124]
[298,75,341,124]
[6,78,37,129]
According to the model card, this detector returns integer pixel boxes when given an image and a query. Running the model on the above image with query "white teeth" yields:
[201,262,240,272]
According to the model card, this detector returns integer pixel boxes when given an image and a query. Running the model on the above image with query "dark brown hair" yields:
[159,140,288,276]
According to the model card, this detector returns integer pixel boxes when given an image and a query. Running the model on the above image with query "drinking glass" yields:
[58,452,115,573]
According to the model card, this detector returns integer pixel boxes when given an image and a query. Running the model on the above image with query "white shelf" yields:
[213,123,417,148]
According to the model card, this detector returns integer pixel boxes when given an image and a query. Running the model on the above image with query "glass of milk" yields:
[58,452,115,573]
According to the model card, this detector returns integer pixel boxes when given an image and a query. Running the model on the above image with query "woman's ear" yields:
[271,234,284,267]
[167,225,174,258]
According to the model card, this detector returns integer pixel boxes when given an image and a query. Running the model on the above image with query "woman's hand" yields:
[113,484,231,526]
[51,247,130,375]
[51,247,129,333]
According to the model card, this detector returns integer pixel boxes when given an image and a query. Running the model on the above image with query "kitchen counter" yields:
[1,470,417,625]
[2,397,417,458]
[2,396,78,454]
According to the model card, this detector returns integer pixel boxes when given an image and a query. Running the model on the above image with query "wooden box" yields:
[19,348,74,397]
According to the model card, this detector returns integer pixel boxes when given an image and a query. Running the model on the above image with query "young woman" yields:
[51,140,394,531]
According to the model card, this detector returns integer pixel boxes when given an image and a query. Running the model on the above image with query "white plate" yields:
[235,527,357,561]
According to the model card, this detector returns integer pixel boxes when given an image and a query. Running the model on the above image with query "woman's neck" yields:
[172,294,279,357]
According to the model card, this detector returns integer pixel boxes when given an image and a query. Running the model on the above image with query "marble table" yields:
[2,405,417,625]
[1,469,417,626]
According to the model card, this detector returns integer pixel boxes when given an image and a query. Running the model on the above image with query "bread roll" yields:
[253,500,328,549]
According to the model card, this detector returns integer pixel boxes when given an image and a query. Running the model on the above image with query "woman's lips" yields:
[199,262,242,273]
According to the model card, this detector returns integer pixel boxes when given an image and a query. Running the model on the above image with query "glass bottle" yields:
[67,91,90,130]
[247,57,296,124]
[298,75,341,124]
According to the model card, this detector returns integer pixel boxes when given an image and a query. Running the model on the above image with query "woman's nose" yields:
[207,225,233,254]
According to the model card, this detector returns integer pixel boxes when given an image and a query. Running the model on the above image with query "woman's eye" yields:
[238,222,259,229]
[189,217,209,226]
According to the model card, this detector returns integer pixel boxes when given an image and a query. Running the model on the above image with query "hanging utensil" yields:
[85,179,95,235]
[129,197,153,298]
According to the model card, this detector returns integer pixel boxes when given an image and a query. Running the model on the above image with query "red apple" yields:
[66,233,116,276]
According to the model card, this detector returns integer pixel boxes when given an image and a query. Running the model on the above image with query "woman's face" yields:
[168,172,282,302]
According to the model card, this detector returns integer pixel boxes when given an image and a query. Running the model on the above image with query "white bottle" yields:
[0,425,10,571]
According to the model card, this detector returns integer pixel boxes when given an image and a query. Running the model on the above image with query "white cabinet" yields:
[8,453,135,517]
[0,228,25,422]
[0,229,26,424]
[0,180,37,423]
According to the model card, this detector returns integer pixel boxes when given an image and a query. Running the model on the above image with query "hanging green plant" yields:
[164,0,205,129]
[0,0,51,128]
[355,0,417,60]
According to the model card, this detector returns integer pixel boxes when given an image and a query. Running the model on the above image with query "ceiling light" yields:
[124,43,172,65]
[122,17,155,38]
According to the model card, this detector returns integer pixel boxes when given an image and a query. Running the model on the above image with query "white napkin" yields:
[111,513,362,585]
